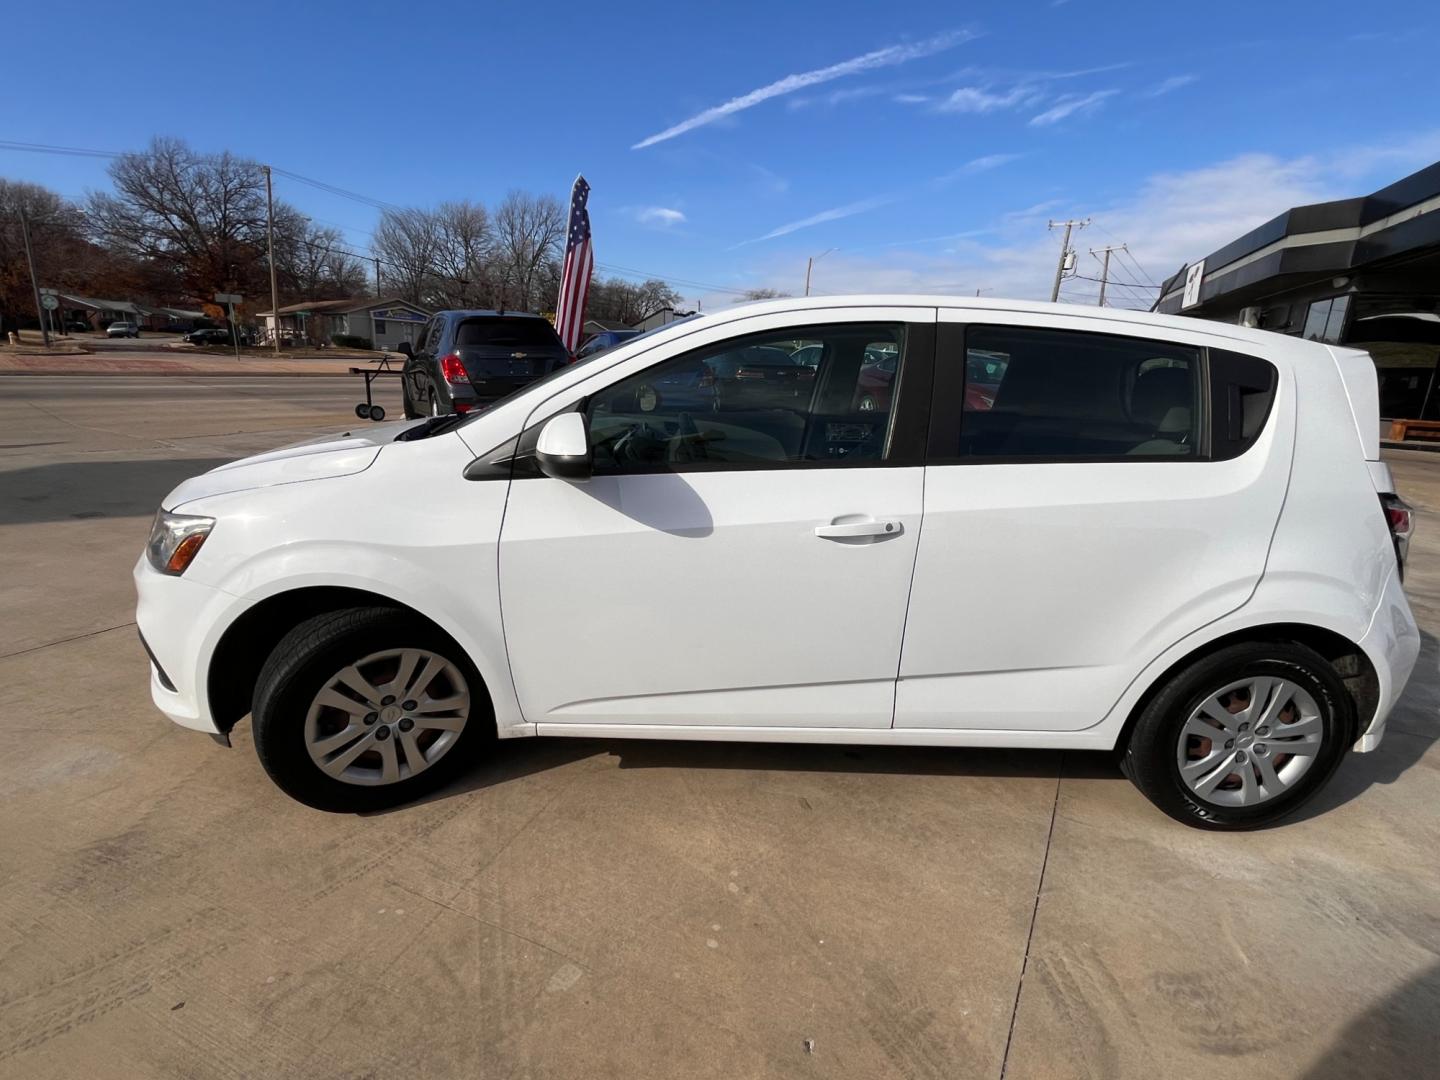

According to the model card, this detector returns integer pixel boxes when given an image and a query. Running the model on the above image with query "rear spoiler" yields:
[1327,344,1395,493]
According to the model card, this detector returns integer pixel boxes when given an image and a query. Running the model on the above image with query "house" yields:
[256,297,431,350]
[633,306,695,332]
[57,295,206,332]
[582,317,629,338]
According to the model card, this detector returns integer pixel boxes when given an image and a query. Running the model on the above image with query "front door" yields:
[498,310,935,729]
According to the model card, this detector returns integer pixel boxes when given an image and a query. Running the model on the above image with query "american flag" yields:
[553,175,593,354]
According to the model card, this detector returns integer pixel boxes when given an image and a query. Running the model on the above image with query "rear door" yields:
[896,310,1289,731]
[497,307,935,729]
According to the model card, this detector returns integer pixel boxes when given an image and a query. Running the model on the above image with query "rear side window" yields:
[951,325,1201,460]
[456,318,562,349]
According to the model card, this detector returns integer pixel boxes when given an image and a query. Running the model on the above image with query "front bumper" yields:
[134,555,237,734]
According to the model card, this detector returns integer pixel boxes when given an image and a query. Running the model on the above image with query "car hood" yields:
[164,420,422,509]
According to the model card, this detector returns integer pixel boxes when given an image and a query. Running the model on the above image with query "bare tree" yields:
[372,207,445,305]
[270,207,367,299]
[431,201,493,308]
[733,287,791,303]
[492,191,564,311]
[588,276,683,324]
[85,137,271,300]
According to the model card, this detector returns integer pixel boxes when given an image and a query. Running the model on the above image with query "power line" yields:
[594,260,751,297]
[267,166,405,214]
[0,139,120,159]
[1090,219,1160,287]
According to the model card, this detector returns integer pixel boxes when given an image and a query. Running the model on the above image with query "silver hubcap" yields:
[305,648,470,786]
[1177,676,1324,807]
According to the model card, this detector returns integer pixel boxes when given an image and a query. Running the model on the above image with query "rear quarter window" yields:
[456,318,563,349]
[1208,348,1278,460]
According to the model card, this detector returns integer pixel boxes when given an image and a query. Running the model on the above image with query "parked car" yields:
[65,319,91,333]
[106,321,139,338]
[576,329,641,359]
[396,310,570,418]
[184,328,235,346]
[136,295,1418,825]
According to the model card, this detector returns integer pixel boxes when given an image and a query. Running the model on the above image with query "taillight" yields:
[439,354,467,383]
[453,402,473,414]
[1380,492,1414,579]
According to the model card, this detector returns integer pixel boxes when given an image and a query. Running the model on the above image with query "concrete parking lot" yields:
[1,374,1437,1079]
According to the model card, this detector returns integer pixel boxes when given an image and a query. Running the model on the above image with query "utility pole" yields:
[804,248,836,296]
[374,257,382,298]
[1090,243,1126,307]
[18,206,49,347]
[1047,218,1089,303]
[263,165,280,355]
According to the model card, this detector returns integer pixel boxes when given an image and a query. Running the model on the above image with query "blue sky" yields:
[3,0,1438,309]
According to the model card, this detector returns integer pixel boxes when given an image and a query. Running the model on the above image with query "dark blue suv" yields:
[398,310,570,418]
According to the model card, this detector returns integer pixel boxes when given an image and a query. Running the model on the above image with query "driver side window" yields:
[586,323,906,474]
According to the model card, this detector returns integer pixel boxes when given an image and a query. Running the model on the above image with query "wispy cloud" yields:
[633,206,686,227]
[631,29,976,149]
[739,154,1021,246]
[788,84,892,111]
[739,195,896,245]
[893,93,931,104]
[937,84,1042,114]
[963,152,1024,174]
[1029,89,1118,126]
[1144,74,1196,98]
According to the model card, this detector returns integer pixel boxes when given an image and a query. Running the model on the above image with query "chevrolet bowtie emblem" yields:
[511,351,528,359]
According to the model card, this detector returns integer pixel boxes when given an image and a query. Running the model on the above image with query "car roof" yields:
[693,294,1325,357]
[438,310,550,320]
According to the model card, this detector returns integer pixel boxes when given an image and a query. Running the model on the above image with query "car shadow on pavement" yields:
[1298,960,1440,1079]
[1290,629,1439,824]
[384,737,1122,815]
[0,458,228,525]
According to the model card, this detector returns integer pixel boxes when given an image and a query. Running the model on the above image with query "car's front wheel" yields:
[1122,641,1353,829]
[252,607,488,811]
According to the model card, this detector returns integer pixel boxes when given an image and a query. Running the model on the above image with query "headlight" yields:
[146,511,215,575]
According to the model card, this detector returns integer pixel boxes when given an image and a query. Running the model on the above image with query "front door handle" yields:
[814,520,902,539]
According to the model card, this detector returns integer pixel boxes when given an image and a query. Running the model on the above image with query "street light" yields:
[805,248,837,296]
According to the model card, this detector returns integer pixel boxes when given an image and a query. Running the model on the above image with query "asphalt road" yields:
[1,375,1438,1079]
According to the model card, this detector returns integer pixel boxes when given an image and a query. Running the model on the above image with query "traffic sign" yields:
[214,292,243,304]
[40,294,58,310]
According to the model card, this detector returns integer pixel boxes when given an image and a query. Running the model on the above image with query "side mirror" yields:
[535,412,592,482]
[395,340,414,357]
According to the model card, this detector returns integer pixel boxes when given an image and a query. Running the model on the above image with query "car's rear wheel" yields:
[402,380,419,420]
[252,607,489,811]
[1122,641,1353,829]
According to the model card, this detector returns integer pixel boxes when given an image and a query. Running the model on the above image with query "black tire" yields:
[1122,641,1353,830]
[251,607,491,812]
[402,382,420,420]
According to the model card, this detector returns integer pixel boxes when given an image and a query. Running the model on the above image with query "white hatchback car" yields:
[136,296,1419,827]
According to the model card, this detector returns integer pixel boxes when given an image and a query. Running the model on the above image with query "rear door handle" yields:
[814,520,902,539]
